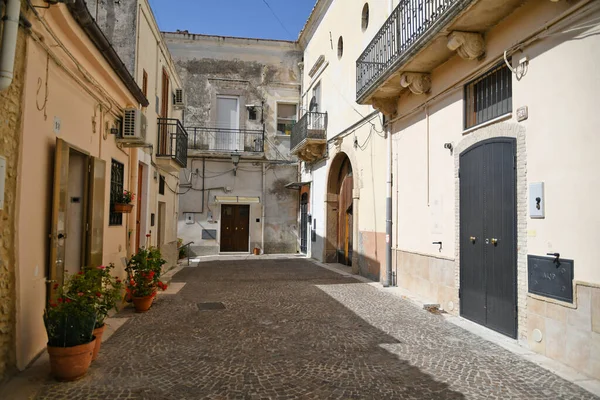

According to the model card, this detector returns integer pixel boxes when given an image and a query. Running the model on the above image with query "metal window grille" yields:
[109,159,124,226]
[159,175,165,195]
[464,63,512,129]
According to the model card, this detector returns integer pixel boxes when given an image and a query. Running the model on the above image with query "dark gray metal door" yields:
[300,193,308,254]
[460,138,517,338]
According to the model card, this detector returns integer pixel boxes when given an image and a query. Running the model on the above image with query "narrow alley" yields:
[34,259,595,399]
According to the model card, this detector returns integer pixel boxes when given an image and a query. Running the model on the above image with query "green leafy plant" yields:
[125,247,168,298]
[177,238,186,259]
[115,189,135,204]
[44,274,97,347]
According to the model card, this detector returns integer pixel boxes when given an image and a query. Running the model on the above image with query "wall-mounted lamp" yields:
[245,101,265,124]
[231,153,241,176]
[443,142,454,155]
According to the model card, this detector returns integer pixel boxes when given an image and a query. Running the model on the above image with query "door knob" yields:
[57,233,66,239]
[491,238,498,245]
[470,236,476,243]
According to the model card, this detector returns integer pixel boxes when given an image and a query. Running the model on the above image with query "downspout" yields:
[0,0,21,91]
[261,163,266,254]
[201,158,205,214]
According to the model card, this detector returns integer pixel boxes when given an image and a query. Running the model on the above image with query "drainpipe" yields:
[0,0,20,91]
[384,119,393,287]
[261,163,266,254]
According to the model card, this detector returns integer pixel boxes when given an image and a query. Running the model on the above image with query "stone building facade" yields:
[163,33,302,256]
[0,3,27,381]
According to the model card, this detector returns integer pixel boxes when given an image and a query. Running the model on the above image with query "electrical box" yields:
[0,156,5,210]
[529,182,545,219]
[185,213,194,224]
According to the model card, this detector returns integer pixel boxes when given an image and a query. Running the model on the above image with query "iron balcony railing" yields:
[187,126,265,153]
[356,0,472,100]
[291,111,328,152]
[157,118,188,168]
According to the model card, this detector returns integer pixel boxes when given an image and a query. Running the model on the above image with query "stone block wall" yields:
[0,20,27,381]
[527,283,600,380]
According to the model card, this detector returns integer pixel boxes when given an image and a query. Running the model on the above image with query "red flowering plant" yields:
[125,246,168,298]
[116,189,135,204]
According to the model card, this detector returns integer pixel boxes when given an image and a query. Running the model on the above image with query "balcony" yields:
[156,118,188,171]
[186,127,265,157]
[290,111,327,163]
[356,0,523,109]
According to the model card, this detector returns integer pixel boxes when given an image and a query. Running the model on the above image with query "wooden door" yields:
[136,163,143,251]
[460,138,517,338]
[85,157,105,268]
[337,175,353,266]
[300,193,308,254]
[220,205,250,252]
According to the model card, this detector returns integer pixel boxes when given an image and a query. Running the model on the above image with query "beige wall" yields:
[15,4,141,370]
[299,0,389,278]
[0,8,27,380]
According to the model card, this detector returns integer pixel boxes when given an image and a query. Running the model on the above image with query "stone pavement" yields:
[33,259,597,399]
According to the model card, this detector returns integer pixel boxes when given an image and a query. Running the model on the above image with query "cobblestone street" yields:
[36,259,596,399]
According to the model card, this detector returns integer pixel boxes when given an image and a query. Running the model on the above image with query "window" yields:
[109,159,124,226]
[142,70,148,97]
[337,36,344,59]
[361,3,369,31]
[248,107,257,121]
[310,82,321,112]
[464,63,512,129]
[277,104,297,136]
[159,175,165,195]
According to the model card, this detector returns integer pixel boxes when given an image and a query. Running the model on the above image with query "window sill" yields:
[276,135,291,139]
[462,112,512,136]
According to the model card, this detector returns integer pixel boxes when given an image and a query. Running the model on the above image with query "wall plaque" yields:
[528,255,573,303]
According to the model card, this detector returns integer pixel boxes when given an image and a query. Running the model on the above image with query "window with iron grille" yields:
[159,175,165,195]
[464,63,512,130]
[109,159,124,226]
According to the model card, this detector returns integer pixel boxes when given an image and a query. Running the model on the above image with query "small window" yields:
[337,36,344,59]
[142,70,148,97]
[159,175,165,195]
[277,104,297,136]
[464,63,512,130]
[248,107,257,121]
[361,3,369,31]
[109,159,124,226]
[310,82,321,112]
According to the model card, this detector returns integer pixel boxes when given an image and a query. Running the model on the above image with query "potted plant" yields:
[44,277,97,381]
[113,189,135,213]
[66,264,123,360]
[126,247,168,312]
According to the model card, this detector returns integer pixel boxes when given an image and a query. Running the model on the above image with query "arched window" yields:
[337,36,344,59]
[361,3,369,31]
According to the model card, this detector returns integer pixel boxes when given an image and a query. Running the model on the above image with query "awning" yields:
[214,196,260,204]
[284,182,311,190]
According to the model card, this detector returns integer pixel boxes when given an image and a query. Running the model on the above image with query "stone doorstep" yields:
[0,317,130,400]
[188,253,308,264]
[308,258,600,398]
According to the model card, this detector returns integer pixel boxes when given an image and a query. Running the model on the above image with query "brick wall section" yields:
[453,121,528,340]
[0,23,27,381]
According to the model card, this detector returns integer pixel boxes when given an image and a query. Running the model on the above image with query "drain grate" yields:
[198,302,226,311]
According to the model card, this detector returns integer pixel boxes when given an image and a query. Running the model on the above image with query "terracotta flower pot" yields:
[113,203,134,213]
[91,324,105,361]
[132,295,154,312]
[47,338,96,382]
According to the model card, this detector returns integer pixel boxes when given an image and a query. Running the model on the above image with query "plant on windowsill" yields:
[44,274,98,381]
[125,246,168,313]
[64,264,123,361]
[113,189,135,213]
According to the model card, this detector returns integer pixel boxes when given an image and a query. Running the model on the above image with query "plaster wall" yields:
[15,4,140,370]
[0,7,27,381]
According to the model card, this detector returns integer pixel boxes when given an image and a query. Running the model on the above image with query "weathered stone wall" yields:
[0,17,27,381]
[86,0,138,76]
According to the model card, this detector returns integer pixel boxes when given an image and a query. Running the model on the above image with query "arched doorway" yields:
[326,153,354,266]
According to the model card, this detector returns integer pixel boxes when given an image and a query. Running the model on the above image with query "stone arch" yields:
[325,152,355,266]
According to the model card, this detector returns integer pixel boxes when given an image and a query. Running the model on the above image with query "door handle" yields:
[491,238,498,245]
[470,236,476,243]
[235,227,238,231]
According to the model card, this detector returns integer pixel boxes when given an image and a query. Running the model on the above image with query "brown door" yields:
[220,205,250,252]
[136,163,143,251]
[338,175,353,266]
[160,68,170,154]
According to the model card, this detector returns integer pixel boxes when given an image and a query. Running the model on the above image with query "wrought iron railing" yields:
[356,0,472,100]
[186,127,265,153]
[157,118,188,168]
[291,111,328,152]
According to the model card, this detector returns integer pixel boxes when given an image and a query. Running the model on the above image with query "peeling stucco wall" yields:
[0,17,27,381]
[86,0,138,76]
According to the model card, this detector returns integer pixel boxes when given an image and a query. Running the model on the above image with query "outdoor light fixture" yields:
[443,142,454,154]
[231,153,241,176]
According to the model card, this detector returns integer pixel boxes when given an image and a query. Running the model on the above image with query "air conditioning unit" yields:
[118,108,147,143]
[173,88,185,108]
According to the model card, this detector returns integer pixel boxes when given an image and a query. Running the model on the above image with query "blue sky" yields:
[148,0,316,41]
